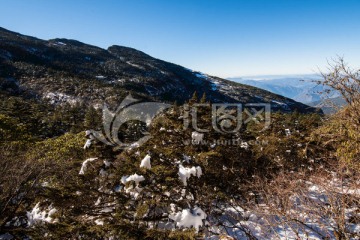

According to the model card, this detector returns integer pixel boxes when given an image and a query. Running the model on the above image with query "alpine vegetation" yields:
[0,25,358,240]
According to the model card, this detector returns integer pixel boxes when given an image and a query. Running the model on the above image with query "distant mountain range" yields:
[228,75,341,104]
[307,96,347,114]
[0,27,319,113]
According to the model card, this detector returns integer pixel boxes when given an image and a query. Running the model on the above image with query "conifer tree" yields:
[200,92,207,103]
[84,106,101,130]
[189,91,198,104]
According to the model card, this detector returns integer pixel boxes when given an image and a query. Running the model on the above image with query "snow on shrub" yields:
[121,174,146,198]
[124,173,145,185]
[83,130,95,149]
[83,139,92,149]
[169,206,207,232]
[285,128,291,136]
[27,202,57,226]
[140,154,151,169]
[178,165,202,186]
[191,131,204,143]
[79,158,98,175]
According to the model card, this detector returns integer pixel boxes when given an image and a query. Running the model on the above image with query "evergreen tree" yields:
[84,106,101,130]
[200,92,207,103]
[189,91,198,104]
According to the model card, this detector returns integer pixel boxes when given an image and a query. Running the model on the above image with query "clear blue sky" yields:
[1,0,359,77]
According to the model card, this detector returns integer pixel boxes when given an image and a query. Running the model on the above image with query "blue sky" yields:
[1,0,359,77]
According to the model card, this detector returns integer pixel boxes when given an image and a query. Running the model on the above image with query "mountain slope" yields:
[0,27,318,113]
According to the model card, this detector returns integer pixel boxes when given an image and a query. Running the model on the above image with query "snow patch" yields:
[56,41,67,46]
[95,219,104,225]
[121,174,145,199]
[123,173,145,185]
[126,61,144,70]
[285,128,291,136]
[192,131,204,143]
[84,130,95,149]
[194,72,208,79]
[178,165,202,186]
[79,158,98,175]
[27,202,57,226]
[45,92,78,105]
[240,141,249,149]
[169,206,207,232]
[140,154,151,169]
[83,139,92,149]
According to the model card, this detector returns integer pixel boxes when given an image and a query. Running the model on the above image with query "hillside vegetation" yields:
[0,27,358,240]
